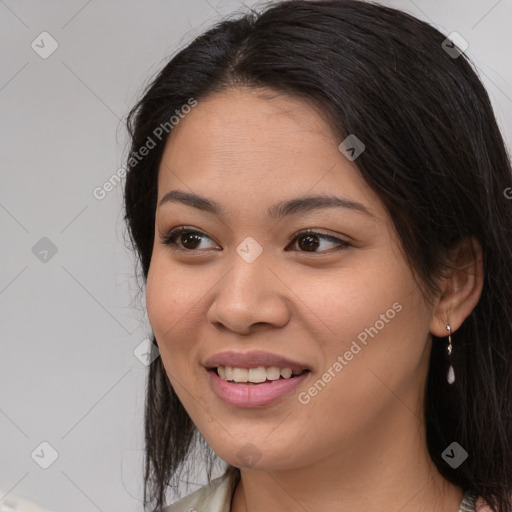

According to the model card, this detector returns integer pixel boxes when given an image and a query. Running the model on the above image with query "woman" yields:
[123,1,512,511]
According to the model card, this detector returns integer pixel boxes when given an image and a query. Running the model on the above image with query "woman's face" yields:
[146,87,434,472]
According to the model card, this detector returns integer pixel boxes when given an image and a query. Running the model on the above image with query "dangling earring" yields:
[446,324,455,384]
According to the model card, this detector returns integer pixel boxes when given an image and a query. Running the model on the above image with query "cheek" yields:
[146,256,200,337]
[145,261,197,399]
[145,257,196,367]
[145,254,215,402]
[291,291,428,455]
[146,260,171,340]
[291,260,410,350]
[294,258,429,398]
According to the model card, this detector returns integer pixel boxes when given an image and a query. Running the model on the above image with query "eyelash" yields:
[160,226,351,254]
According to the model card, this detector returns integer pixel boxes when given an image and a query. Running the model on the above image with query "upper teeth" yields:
[217,366,302,383]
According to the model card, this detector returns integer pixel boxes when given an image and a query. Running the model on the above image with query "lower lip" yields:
[208,369,310,408]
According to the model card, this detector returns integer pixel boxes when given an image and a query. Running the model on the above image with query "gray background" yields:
[1,1,511,511]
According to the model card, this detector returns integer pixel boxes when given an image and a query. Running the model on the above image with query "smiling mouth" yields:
[212,366,310,384]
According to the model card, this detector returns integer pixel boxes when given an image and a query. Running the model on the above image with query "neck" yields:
[230,409,464,512]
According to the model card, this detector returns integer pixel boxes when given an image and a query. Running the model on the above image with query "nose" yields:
[206,249,291,335]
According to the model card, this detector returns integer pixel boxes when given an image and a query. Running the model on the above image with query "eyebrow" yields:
[158,190,375,219]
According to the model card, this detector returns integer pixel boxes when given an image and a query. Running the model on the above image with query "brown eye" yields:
[178,232,202,250]
[297,233,321,252]
[288,230,351,253]
[161,227,218,252]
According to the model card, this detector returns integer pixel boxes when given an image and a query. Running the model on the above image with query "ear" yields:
[429,236,484,337]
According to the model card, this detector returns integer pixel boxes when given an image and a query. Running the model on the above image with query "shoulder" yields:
[162,470,238,512]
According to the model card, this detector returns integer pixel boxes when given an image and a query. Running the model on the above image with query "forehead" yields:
[163,87,335,163]
[156,87,380,215]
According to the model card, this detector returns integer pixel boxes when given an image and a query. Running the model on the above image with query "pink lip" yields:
[204,350,310,372]
[208,369,310,408]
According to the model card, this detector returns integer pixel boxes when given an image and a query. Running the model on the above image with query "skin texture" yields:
[145,87,484,512]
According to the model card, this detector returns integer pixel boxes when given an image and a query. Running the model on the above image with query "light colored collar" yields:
[164,470,478,512]
[162,469,238,512]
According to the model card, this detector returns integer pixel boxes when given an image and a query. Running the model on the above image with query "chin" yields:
[208,436,303,472]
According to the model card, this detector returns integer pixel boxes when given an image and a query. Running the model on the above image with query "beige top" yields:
[163,470,486,512]
[162,471,238,512]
